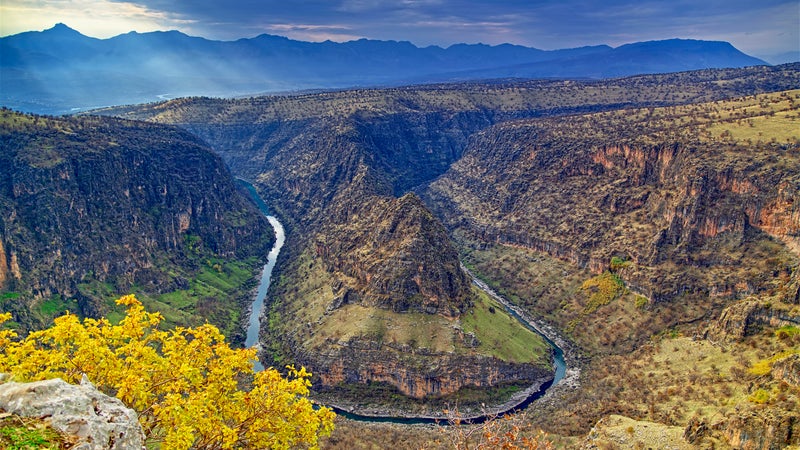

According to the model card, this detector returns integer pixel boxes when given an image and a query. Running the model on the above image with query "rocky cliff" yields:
[0,110,273,338]
[722,409,799,450]
[705,299,800,342]
[306,339,551,400]
[423,90,799,310]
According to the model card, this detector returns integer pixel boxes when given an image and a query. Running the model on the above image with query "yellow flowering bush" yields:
[0,295,334,449]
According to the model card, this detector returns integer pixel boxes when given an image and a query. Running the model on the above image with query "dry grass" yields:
[583,415,693,450]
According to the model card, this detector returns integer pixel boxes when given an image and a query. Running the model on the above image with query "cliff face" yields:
[705,299,800,342]
[423,91,800,307]
[722,409,799,450]
[306,339,551,399]
[0,110,273,334]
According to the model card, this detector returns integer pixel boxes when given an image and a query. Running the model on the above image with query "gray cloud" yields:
[13,0,800,58]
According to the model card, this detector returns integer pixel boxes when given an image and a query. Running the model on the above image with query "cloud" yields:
[1,0,797,57]
[0,0,193,37]
[263,23,362,42]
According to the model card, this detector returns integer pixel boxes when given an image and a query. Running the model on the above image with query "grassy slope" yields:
[269,248,550,366]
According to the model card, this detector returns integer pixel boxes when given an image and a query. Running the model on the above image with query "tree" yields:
[0,295,335,449]
[441,408,553,450]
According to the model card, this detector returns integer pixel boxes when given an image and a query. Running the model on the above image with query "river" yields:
[240,181,285,372]
[240,180,569,423]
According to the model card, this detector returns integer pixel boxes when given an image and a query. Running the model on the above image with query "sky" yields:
[1,0,798,62]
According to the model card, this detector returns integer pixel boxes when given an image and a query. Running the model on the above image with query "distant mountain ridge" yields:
[1,23,768,114]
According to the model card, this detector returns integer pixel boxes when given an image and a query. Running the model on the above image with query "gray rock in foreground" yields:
[0,376,145,450]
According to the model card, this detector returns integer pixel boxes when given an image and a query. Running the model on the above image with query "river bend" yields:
[241,181,569,423]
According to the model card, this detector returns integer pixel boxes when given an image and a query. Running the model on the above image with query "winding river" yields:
[241,181,569,423]
[240,181,285,372]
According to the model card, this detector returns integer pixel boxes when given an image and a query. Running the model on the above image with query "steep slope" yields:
[1,23,768,114]
[409,88,798,449]
[422,90,800,353]
[0,109,274,342]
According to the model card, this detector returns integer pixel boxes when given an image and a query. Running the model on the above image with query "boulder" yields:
[0,376,144,450]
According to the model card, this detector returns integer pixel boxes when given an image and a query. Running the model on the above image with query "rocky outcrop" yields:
[306,338,551,399]
[683,416,709,444]
[705,299,800,342]
[582,415,692,449]
[316,194,472,317]
[772,353,800,387]
[0,376,144,450]
[722,409,799,450]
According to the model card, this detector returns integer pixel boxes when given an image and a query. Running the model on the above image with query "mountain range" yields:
[1,23,768,114]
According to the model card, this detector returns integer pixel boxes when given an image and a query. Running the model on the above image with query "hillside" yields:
[423,90,799,349]
[0,109,274,342]
[90,65,800,420]
[1,23,767,114]
[420,90,800,446]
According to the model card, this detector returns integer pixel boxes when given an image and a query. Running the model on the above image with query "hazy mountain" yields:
[1,23,767,114]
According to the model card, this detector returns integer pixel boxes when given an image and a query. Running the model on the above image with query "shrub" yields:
[581,271,626,314]
[748,388,770,404]
[610,256,632,272]
[0,295,335,450]
[775,325,799,340]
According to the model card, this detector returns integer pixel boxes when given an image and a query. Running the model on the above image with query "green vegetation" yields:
[35,295,79,320]
[28,246,264,340]
[135,257,260,338]
[748,388,771,404]
[0,292,20,301]
[0,415,61,450]
[748,348,799,376]
[609,256,631,271]
[580,271,627,315]
[775,325,800,340]
[461,289,550,364]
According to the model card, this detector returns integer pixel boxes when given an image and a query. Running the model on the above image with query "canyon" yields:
[1,62,797,447]
[0,110,274,340]
[96,65,800,421]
